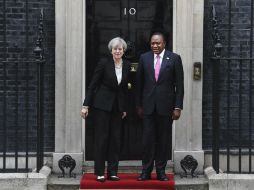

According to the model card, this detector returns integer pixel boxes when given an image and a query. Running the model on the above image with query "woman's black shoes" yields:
[96,175,120,182]
[107,175,120,181]
[96,176,106,182]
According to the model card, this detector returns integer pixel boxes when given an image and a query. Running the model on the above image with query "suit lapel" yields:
[147,52,156,82]
[111,58,129,86]
[158,51,168,79]
[158,50,171,82]
[110,58,119,86]
[121,60,128,84]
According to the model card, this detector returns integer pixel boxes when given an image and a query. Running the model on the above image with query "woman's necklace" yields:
[114,60,123,69]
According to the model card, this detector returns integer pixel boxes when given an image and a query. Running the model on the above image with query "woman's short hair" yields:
[108,37,127,52]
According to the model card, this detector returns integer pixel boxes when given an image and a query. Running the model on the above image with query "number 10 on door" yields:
[123,8,136,15]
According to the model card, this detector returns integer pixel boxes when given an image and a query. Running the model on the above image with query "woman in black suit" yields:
[81,37,130,182]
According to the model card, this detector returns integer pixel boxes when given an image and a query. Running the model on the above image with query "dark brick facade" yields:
[0,0,251,153]
[0,0,55,152]
[203,0,254,149]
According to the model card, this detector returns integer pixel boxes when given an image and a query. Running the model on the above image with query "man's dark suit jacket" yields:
[136,50,184,115]
[83,57,131,112]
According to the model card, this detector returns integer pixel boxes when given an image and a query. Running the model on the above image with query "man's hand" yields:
[172,109,181,120]
[136,107,143,118]
[80,108,89,119]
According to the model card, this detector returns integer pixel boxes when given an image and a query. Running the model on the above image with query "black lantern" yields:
[34,39,42,61]
[214,42,223,57]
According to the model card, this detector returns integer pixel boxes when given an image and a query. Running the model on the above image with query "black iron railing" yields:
[0,7,45,173]
[0,59,44,172]
[211,1,254,174]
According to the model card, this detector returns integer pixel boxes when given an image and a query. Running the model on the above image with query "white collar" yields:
[154,49,165,59]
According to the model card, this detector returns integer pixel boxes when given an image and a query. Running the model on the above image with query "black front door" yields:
[85,0,173,160]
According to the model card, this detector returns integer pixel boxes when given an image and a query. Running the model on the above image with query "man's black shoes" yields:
[137,173,151,181]
[137,172,169,181]
[157,173,169,181]
[107,175,120,181]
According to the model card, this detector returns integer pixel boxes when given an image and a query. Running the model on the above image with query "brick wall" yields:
[1,0,252,153]
[0,0,55,152]
[203,0,254,149]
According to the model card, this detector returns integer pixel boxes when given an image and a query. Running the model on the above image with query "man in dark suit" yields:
[136,32,184,181]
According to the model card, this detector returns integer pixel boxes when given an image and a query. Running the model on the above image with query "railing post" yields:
[212,58,220,174]
[211,5,222,174]
[2,0,7,173]
[34,9,45,172]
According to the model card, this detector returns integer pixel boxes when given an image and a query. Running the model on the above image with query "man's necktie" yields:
[155,54,161,81]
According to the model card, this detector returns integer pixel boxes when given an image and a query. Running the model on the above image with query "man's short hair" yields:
[150,31,166,42]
